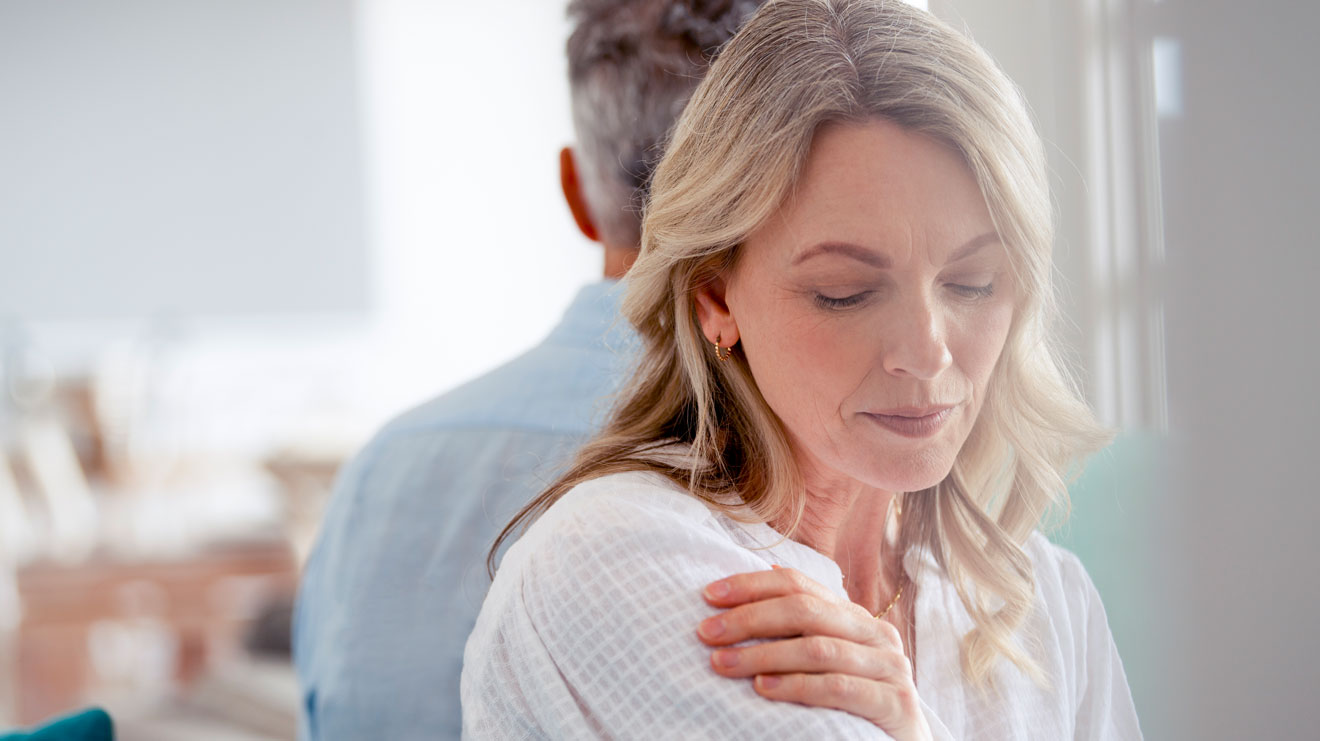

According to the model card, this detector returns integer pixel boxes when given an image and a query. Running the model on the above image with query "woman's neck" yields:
[771,460,906,615]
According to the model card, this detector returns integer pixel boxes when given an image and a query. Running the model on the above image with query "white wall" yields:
[1156,1,1320,737]
[356,0,599,418]
[0,0,369,322]
[2,0,603,454]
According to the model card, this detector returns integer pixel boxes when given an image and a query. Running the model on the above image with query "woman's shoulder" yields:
[494,470,731,580]
[483,469,791,634]
[465,475,884,740]
[1022,531,1101,609]
[1018,534,1141,736]
[1019,532,1114,676]
[1024,530,1087,575]
[535,469,720,537]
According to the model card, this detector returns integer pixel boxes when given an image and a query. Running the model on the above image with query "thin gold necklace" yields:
[874,574,905,619]
[874,494,905,620]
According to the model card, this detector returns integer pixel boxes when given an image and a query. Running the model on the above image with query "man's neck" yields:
[603,244,639,280]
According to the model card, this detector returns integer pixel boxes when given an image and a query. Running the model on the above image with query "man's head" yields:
[562,0,764,259]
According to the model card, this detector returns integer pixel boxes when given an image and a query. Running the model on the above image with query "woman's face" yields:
[697,119,1016,493]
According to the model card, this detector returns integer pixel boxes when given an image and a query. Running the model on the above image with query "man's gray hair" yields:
[567,0,763,247]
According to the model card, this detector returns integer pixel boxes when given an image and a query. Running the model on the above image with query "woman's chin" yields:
[853,455,956,493]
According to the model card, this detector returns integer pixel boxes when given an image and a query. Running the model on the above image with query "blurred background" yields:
[0,0,1315,738]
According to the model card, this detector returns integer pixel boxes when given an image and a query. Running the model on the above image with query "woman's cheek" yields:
[745,310,857,424]
[956,302,1014,383]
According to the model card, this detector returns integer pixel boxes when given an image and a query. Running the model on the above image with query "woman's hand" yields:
[698,567,932,741]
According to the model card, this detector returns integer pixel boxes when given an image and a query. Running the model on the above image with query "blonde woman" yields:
[462,0,1141,738]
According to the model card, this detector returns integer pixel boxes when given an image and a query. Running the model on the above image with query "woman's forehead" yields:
[798,122,983,214]
[748,121,997,267]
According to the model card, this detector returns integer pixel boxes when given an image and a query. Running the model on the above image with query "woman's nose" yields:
[882,296,953,380]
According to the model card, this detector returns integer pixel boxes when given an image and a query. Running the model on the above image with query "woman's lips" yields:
[863,406,957,438]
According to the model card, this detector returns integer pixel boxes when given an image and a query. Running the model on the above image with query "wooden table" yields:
[13,539,296,725]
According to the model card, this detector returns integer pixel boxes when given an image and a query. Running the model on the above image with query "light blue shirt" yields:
[293,281,636,740]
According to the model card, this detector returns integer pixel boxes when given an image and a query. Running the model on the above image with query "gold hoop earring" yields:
[713,336,732,362]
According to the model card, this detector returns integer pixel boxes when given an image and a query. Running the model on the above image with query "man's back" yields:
[294,282,634,739]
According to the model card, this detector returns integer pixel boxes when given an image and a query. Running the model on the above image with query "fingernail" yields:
[714,649,739,667]
[704,580,731,599]
[757,675,781,690]
[699,617,725,639]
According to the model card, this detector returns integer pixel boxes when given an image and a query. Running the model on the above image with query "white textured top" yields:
[460,471,1142,740]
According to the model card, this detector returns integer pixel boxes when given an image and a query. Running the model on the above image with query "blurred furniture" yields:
[263,453,343,567]
[13,540,295,726]
[114,656,297,740]
[0,707,113,741]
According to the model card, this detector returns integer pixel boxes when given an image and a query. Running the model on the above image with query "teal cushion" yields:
[0,708,113,741]
[1051,432,1166,737]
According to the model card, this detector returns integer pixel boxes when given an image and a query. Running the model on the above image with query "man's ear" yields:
[693,274,741,349]
[560,146,600,243]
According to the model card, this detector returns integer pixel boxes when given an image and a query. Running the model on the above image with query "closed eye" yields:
[947,283,995,299]
[814,291,873,310]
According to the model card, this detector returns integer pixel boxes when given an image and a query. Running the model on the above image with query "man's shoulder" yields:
[366,281,636,446]
[382,345,613,440]
[318,340,619,527]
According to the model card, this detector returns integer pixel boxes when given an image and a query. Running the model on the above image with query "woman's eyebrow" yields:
[791,231,1001,268]
[947,231,1001,263]
[791,242,891,268]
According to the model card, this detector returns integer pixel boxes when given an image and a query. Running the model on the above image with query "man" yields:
[293,1,764,737]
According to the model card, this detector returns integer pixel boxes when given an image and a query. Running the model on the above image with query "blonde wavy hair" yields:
[494,0,1110,689]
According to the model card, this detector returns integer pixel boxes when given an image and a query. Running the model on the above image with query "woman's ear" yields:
[693,275,740,349]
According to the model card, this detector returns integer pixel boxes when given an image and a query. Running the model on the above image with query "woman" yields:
[462,0,1141,738]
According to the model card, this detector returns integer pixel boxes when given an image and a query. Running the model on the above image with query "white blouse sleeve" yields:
[461,477,890,740]
[1056,549,1144,740]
